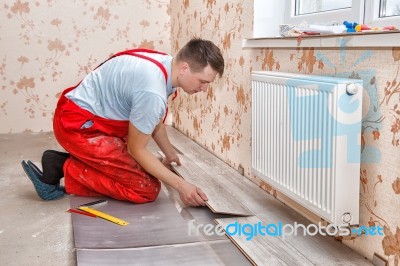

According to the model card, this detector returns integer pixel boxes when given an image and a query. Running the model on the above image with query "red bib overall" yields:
[53,49,168,203]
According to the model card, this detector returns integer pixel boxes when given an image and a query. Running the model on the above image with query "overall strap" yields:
[107,49,175,123]
[60,49,176,124]
[62,48,170,97]
[97,49,168,84]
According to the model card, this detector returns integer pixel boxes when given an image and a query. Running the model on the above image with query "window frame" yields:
[284,0,400,28]
[284,0,364,26]
[364,0,400,27]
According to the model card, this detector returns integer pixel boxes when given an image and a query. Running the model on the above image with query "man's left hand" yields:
[162,152,181,168]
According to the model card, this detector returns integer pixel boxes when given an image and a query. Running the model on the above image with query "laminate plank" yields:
[166,126,372,266]
[165,127,308,221]
[215,216,313,266]
[159,151,252,216]
[147,138,160,154]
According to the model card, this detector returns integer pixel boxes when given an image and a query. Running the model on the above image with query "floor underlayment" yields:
[71,190,251,265]
[1,127,374,265]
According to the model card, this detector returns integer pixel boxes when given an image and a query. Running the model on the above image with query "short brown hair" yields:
[176,38,224,77]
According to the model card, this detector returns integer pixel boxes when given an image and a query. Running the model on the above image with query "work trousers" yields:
[53,88,161,203]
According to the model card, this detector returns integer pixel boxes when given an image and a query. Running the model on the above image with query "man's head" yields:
[173,38,224,94]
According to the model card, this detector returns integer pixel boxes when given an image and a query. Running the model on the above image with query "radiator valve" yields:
[346,83,360,95]
[342,212,352,223]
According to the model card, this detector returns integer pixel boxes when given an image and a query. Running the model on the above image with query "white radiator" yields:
[252,71,363,225]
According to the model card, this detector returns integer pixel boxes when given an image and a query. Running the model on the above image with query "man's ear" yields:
[179,62,189,75]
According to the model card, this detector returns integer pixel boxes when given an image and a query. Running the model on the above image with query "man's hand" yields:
[177,179,208,207]
[129,122,207,207]
[152,122,181,168]
[162,152,181,168]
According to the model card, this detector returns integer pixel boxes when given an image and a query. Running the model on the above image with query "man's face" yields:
[179,64,218,94]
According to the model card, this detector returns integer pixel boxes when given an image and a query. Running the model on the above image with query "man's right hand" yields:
[177,180,208,207]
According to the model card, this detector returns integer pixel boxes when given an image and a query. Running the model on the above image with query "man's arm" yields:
[152,122,180,167]
[127,122,207,206]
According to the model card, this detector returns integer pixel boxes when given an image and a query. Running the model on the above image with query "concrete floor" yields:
[0,132,75,266]
[0,131,373,266]
[0,132,248,266]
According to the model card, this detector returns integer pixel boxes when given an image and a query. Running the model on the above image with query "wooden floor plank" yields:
[159,151,252,216]
[215,216,313,266]
[166,126,372,266]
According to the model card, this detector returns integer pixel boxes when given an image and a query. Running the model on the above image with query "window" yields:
[285,0,364,26]
[365,0,400,27]
[379,0,400,17]
[295,0,352,15]
[284,0,400,27]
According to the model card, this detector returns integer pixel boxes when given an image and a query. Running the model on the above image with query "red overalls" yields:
[53,49,169,203]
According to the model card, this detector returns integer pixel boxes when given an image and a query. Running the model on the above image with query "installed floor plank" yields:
[166,126,372,266]
[216,216,313,266]
[159,151,252,216]
[77,240,252,266]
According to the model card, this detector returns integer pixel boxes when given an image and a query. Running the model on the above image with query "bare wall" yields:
[0,0,171,133]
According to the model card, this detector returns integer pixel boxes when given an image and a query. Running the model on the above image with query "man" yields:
[21,38,224,207]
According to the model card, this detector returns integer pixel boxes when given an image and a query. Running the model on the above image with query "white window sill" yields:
[242,31,400,48]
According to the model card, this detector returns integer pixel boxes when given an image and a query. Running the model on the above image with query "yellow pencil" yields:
[78,206,129,226]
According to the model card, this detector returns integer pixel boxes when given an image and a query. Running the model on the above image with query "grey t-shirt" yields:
[66,52,175,134]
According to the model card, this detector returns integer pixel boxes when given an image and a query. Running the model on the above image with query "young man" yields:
[21,38,224,206]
